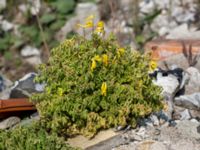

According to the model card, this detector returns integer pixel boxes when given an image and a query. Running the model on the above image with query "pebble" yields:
[1,20,14,31]
[0,0,6,10]
[0,117,21,129]
[150,115,159,126]
[21,46,40,57]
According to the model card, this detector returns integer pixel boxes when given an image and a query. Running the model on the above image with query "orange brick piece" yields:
[145,39,200,60]
[0,98,36,118]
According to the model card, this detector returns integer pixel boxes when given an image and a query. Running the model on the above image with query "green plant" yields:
[31,21,162,138]
[0,122,76,150]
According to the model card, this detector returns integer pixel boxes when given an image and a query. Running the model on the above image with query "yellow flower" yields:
[92,55,102,62]
[85,20,94,28]
[77,20,94,28]
[102,54,108,66]
[149,60,157,72]
[57,88,64,96]
[91,60,96,71]
[119,48,125,54]
[97,21,104,28]
[86,15,95,21]
[117,48,125,58]
[101,82,107,96]
[77,15,95,28]
[95,21,105,34]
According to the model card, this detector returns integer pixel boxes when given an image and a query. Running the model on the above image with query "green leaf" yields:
[4,51,12,60]
[40,13,56,24]
[51,0,75,14]
[50,20,65,31]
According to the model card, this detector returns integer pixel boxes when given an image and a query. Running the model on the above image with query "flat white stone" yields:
[21,46,40,57]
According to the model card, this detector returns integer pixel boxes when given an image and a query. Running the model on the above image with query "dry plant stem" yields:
[35,13,50,61]
[108,0,116,30]
[132,0,140,34]
[181,41,199,66]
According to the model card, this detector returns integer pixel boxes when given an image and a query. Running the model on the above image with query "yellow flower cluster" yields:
[91,60,97,72]
[90,54,109,71]
[77,15,94,28]
[102,54,108,66]
[95,21,105,35]
[101,82,107,96]
[77,15,105,35]
[117,48,125,58]
[149,60,157,72]
[90,54,109,96]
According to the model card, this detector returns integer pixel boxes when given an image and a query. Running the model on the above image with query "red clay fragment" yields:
[145,39,200,60]
[0,98,36,118]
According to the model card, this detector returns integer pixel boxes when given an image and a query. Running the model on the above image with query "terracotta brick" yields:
[145,39,200,61]
[0,98,36,118]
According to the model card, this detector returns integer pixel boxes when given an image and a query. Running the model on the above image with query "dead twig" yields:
[181,41,200,66]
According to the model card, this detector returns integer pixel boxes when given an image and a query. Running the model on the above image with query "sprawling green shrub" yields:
[31,30,162,137]
[0,122,76,150]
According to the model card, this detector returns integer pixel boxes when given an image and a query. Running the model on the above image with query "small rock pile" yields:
[110,63,200,149]
[0,73,43,129]
[139,0,200,39]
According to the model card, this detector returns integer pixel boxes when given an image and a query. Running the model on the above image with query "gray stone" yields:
[173,105,186,120]
[180,109,191,120]
[158,26,170,36]
[139,0,155,14]
[136,127,147,139]
[158,53,189,70]
[150,10,170,33]
[0,117,21,129]
[185,67,200,94]
[56,3,99,41]
[28,0,41,15]
[176,120,200,139]
[153,0,170,9]
[153,74,179,96]
[172,6,195,23]
[138,117,153,127]
[0,75,13,99]
[190,118,199,123]
[1,20,14,31]
[189,109,200,119]
[170,139,200,150]
[175,93,200,111]
[150,141,168,150]
[0,89,11,100]
[18,4,29,13]
[150,115,159,126]
[166,24,200,39]
[30,112,40,120]
[10,73,45,98]
[24,55,42,66]
[17,116,39,127]
[0,0,6,10]
[21,46,40,57]
[135,140,155,150]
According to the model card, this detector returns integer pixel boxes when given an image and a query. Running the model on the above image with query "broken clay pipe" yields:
[0,98,36,119]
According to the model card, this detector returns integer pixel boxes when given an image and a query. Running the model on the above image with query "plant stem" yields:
[35,13,50,61]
